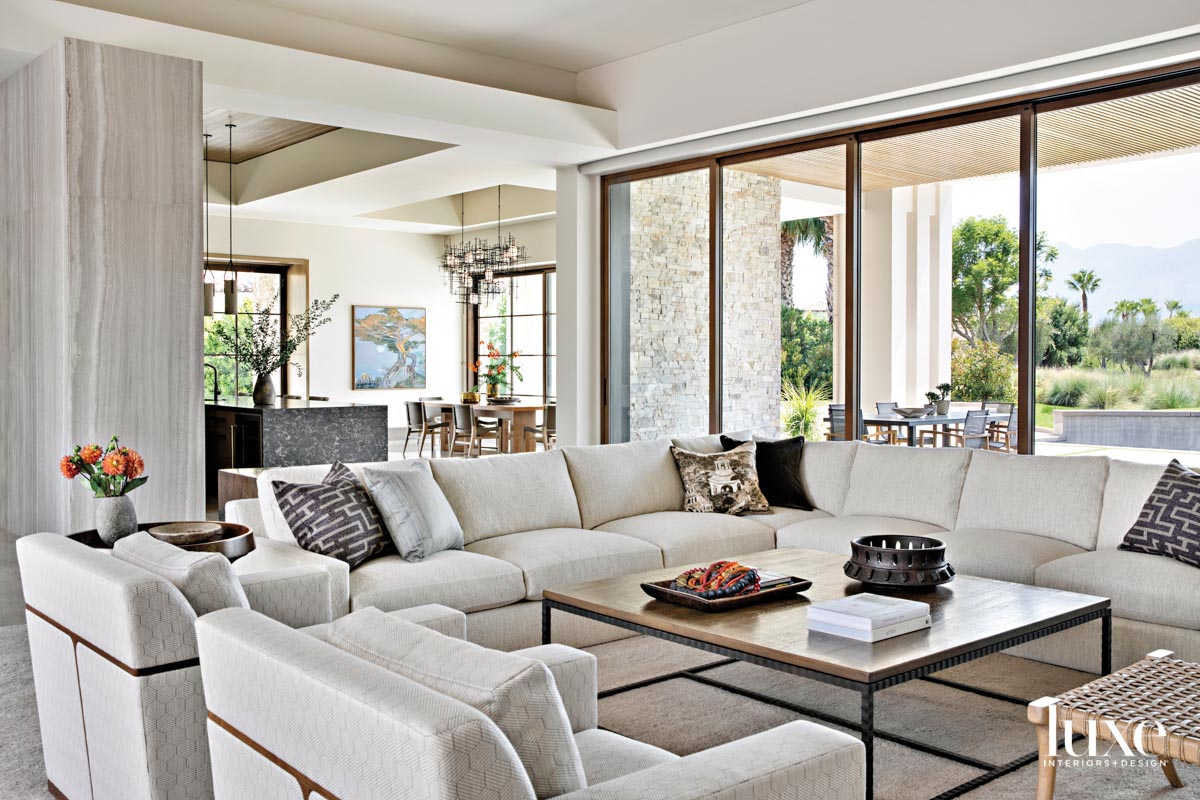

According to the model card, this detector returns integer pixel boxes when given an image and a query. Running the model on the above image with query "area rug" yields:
[0,624,1191,799]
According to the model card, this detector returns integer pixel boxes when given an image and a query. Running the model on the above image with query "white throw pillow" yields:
[362,463,464,561]
[113,532,248,617]
[327,607,585,799]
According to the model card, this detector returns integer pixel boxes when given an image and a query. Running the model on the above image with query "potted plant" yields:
[924,391,941,416]
[60,436,148,545]
[210,291,339,405]
[932,383,953,415]
[470,341,523,399]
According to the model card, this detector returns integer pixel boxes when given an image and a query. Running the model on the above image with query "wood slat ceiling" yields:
[203,110,338,163]
[731,83,1200,191]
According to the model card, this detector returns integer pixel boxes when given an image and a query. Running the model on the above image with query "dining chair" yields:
[403,401,449,458]
[826,404,896,445]
[942,409,991,449]
[448,404,500,458]
[981,400,1014,413]
[523,403,557,451]
[992,407,1019,452]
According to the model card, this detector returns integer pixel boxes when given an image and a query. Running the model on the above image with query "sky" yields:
[791,148,1200,311]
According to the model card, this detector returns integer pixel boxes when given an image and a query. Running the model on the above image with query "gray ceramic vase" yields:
[96,495,137,545]
[252,374,276,406]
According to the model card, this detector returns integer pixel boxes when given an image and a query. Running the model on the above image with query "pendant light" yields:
[203,134,215,317]
[222,123,238,316]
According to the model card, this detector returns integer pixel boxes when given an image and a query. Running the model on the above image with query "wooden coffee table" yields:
[543,548,1111,800]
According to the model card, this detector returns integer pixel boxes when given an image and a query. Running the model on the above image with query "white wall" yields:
[207,217,462,427]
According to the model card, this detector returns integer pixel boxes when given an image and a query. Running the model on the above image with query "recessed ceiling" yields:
[203,110,338,163]
[244,0,816,71]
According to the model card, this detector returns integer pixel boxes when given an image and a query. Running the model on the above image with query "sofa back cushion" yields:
[1097,459,1170,550]
[326,607,584,798]
[956,450,1109,549]
[797,441,859,515]
[257,460,402,544]
[562,440,685,529]
[429,450,582,544]
[113,531,249,616]
[841,446,971,529]
[670,430,753,454]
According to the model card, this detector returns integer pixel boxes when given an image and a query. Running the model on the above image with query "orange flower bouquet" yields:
[60,435,147,544]
[469,340,523,397]
[60,435,148,497]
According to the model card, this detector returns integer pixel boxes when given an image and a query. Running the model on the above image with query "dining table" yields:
[430,400,546,455]
[837,409,1010,447]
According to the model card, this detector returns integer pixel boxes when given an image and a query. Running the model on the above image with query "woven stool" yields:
[1027,650,1200,800]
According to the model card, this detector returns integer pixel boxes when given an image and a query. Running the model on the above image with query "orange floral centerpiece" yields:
[60,435,148,544]
[469,340,523,398]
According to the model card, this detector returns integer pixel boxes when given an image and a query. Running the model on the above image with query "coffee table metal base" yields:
[544,601,1112,800]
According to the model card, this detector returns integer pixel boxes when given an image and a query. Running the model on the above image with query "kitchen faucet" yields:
[204,363,218,404]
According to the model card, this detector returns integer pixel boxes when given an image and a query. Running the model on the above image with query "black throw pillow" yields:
[273,462,393,569]
[720,435,813,511]
[1119,459,1200,568]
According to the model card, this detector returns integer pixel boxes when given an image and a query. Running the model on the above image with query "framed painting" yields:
[352,306,427,389]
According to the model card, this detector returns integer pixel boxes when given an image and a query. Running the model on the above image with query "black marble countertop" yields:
[204,397,381,411]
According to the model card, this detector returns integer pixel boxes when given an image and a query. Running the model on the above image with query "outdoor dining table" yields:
[431,400,546,454]
[839,410,1010,447]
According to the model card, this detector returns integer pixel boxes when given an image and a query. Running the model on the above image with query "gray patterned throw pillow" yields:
[671,441,769,515]
[1120,460,1200,568]
[272,462,392,569]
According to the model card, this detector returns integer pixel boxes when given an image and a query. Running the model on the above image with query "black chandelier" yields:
[440,186,527,305]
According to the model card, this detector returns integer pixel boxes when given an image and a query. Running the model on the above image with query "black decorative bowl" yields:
[844,535,955,590]
[487,396,519,405]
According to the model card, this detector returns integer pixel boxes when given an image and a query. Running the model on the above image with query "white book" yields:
[807,594,930,631]
[808,614,932,643]
[754,569,793,589]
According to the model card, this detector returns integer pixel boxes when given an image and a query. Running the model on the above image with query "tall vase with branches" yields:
[210,291,339,404]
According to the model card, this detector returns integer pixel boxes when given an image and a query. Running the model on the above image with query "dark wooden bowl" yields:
[640,577,812,612]
[844,534,955,589]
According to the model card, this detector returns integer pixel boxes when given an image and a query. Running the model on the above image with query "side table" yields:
[68,521,255,561]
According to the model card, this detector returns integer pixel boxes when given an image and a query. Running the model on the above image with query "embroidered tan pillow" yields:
[671,441,769,515]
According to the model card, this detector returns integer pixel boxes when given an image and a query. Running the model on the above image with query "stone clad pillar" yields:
[0,38,203,533]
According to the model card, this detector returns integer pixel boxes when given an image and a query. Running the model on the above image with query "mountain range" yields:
[1047,239,1200,316]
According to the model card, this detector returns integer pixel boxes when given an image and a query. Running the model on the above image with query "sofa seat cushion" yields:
[430,450,582,544]
[755,506,833,532]
[563,440,685,529]
[595,512,775,567]
[1035,549,1200,630]
[956,450,1109,550]
[938,529,1087,584]
[775,516,944,555]
[348,550,526,614]
[573,729,678,786]
[841,446,971,530]
[467,528,663,600]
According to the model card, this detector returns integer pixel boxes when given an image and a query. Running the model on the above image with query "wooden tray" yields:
[640,577,812,612]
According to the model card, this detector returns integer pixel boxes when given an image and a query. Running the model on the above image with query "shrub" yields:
[1147,378,1200,409]
[951,340,1016,402]
[781,379,832,439]
[1041,373,1093,407]
[1080,382,1125,409]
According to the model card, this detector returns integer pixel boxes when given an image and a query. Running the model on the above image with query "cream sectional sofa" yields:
[227,436,1199,671]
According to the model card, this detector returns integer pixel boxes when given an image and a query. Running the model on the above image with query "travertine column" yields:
[0,39,203,533]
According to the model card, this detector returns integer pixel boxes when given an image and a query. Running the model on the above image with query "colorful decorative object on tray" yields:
[641,560,812,612]
[843,535,955,589]
[60,435,148,545]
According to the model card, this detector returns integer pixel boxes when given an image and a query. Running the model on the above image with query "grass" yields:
[1037,367,1200,413]
[1035,404,1069,430]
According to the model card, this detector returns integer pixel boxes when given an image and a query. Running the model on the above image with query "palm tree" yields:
[1065,269,1100,318]
[1138,298,1159,319]
[780,218,834,318]
[1165,299,1184,318]
[1112,299,1139,321]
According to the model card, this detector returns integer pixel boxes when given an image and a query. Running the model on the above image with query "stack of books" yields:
[807,594,931,642]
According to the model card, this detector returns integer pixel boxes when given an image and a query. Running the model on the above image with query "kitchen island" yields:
[204,398,387,498]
